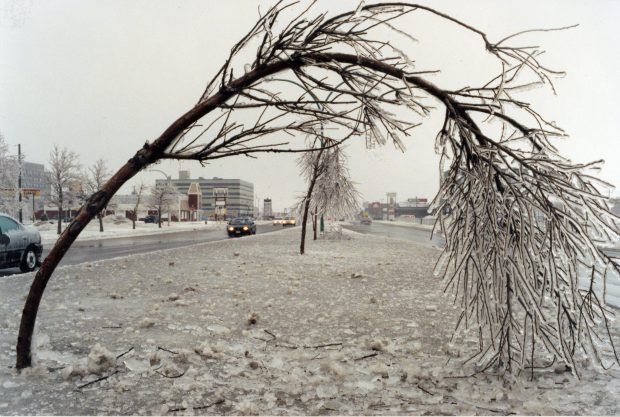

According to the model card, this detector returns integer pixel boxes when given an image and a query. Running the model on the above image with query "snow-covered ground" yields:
[0,227,619,415]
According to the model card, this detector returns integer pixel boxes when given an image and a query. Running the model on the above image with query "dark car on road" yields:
[0,214,43,273]
[227,217,257,237]
[143,215,157,223]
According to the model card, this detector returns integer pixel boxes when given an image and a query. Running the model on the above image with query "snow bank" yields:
[0,228,618,415]
[37,219,225,246]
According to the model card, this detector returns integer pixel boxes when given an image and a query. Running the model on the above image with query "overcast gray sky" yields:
[1,0,619,211]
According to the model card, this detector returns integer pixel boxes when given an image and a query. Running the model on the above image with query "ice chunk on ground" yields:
[86,344,116,375]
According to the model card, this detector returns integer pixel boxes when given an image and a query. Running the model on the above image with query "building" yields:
[396,197,430,218]
[386,192,397,221]
[181,182,202,221]
[395,205,430,218]
[263,198,273,219]
[157,172,254,219]
[365,197,431,220]
[22,161,48,193]
[368,201,382,220]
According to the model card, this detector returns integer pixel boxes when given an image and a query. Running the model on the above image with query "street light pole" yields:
[18,144,22,223]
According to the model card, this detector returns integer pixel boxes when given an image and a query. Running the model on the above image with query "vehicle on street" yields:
[282,217,296,226]
[143,215,157,223]
[272,217,284,225]
[0,213,43,272]
[360,217,372,225]
[227,217,257,237]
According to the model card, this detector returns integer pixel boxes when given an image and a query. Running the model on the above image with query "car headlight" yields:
[243,226,249,231]
[228,227,234,231]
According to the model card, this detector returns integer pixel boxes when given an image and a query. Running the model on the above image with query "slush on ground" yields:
[0,227,618,415]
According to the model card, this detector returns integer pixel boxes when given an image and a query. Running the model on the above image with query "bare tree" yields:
[0,132,19,217]
[297,140,327,255]
[297,140,359,254]
[131,183,145,230]
[148,182,177,228]
[15,3,620,374]
[47,145,80,235]
[83,159,111,232]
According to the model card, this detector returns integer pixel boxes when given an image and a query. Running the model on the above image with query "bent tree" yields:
[16,2,620,374]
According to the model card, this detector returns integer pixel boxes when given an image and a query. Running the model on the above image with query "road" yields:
[344,221,620,308]
[343,221,444,248]
[0,224,285,277]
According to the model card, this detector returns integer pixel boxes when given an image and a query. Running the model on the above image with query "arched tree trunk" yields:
[16,154,150,369]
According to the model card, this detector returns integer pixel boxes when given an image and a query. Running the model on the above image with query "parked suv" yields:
[0,214,43,272]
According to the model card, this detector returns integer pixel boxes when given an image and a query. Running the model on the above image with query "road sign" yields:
[22,189,41,196]
[0,188,41,196]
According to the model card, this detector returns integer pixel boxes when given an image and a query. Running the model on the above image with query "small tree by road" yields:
[47,145,80,235]
[297,141,359,254]
[131,183,145,230]
[297,139,327,255]
[83,159,111,232]
[148,182,177,228]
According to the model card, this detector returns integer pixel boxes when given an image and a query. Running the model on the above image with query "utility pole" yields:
[18,144,22,223]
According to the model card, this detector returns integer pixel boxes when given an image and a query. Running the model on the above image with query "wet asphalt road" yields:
[0,224,286,277]
[343,221,444,248]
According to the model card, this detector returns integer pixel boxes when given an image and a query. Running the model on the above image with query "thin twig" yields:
[116,347,134,359]
[304,342,343,349]
[157,346,178,355]
[170,399,225,413]
[415,383,434,396]
[354,352,379,361]
[155,369,186,379]
[77,371,119,389]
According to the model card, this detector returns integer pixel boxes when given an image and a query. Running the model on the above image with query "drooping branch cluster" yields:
[297,138,360,221]
[432,123,620,375]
